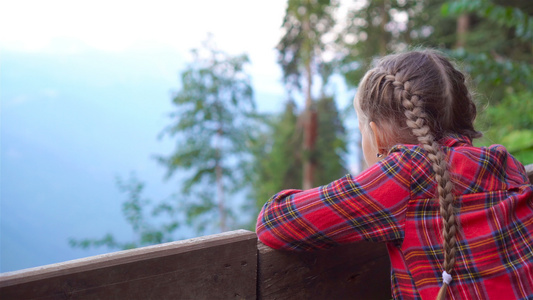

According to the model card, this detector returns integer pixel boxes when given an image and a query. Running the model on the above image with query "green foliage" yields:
[155,36,257,233]
[314,96,348,186]
[448,49,533,93]
[442,0,533,42]
[278,0,338,90]
[441,0,533,99]
[249,96,349,222]
[249,100,303,214]
[477,90,533,164]
[71,37,258,250]
[338,0,442,87]
[69,174,179,250]
[339,0,533,92]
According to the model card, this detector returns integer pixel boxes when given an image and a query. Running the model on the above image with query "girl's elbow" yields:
[256,223,284,250]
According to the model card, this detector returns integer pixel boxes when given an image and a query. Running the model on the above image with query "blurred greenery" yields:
[478,90,533,164]
[248,100,303,215]
[277,0,341,191]
[71,37,259,249]
[154,35,257,234]
[69,174,179,250]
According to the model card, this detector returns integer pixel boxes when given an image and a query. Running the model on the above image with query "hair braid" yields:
[388,71,458,300]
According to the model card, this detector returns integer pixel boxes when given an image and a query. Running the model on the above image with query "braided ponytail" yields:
[356,50,480,299]
[395,73,458,300]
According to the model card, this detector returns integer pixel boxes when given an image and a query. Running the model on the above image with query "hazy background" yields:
[1,0,307,272]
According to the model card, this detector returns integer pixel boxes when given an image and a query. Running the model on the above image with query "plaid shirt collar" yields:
[389,133,472,154]
[440,134,473,147]
[389,134,473,155]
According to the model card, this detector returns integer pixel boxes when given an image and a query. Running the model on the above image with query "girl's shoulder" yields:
[388,134,529,190]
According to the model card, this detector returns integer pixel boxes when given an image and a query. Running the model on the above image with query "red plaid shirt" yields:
[256,135,533,299]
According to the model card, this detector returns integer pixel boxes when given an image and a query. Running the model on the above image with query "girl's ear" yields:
[369,121,386,154]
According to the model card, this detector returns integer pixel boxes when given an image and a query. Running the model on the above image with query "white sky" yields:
[0,0,366,101]
[0,0,286,53]
[0,0,288,96]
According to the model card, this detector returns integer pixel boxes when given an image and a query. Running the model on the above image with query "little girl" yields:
[256,50,533,299]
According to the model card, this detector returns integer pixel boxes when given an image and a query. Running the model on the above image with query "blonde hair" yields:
[355,50,481,299]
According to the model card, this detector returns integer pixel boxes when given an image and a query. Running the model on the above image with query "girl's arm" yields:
[256,149,412,251]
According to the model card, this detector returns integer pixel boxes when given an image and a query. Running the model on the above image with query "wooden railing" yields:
[0,230,390,299]
[1,165,532,300]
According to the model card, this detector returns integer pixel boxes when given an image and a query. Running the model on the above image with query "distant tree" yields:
[441,0,533,100]
[338,0,421,87]
[249,94,348,224]
[155,37,256,233]
[278,0,338,189]
[70,37,257,250]
[249,100,303,215]
[70,174,180,250]
[314,96,348,186]
[314,60,348,184]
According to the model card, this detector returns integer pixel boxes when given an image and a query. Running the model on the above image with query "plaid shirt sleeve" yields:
[256,135,533,299]
[256,147,412,251]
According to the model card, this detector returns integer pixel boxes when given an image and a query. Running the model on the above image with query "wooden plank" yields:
[0,230,257,300]
[257,241,391,300]
[526,163,533,183]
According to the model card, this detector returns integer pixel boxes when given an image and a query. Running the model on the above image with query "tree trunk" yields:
[379,0,389,56]
[302,109,318,190]
[302,16,317,190]
[456,14,470,49]
[216,128,226,232]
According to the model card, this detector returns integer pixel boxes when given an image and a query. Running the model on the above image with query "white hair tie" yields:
[442,271,452,285]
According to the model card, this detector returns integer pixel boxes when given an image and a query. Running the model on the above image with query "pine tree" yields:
[156,37,256,233]
[70,37,258,250]
[314,96,348,186]
[250,100,303,214]
[277,0,338,189]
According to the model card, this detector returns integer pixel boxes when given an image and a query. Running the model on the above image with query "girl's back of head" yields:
[356,50,482,150]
